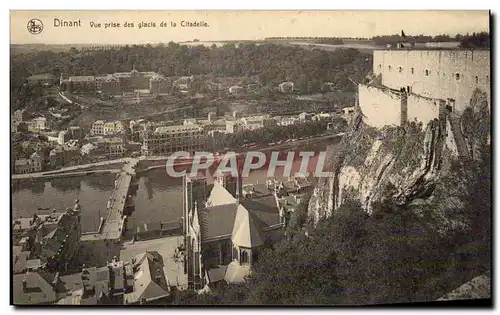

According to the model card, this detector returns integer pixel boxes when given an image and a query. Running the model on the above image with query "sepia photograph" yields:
[9,10,491,306]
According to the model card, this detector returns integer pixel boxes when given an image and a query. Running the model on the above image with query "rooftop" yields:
[154,124,202,133]
[231,205,265,248]
[12,271,57,305]
[69,76,96,82]
[200,182,281,242]
[124,251,170,304]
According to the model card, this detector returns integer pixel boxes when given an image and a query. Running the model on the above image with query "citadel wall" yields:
[359,84,446,129]
[407,94,441,126]
[373,50,490,113]
[358,84,402,128]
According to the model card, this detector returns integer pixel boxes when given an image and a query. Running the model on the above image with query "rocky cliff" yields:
[308,88,490,237]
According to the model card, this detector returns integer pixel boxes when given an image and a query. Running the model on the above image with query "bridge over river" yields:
[80,158,140,242]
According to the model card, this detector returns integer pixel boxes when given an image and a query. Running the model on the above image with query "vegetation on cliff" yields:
[184,93,490,305]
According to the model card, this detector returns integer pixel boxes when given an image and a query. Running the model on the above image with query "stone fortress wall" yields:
[359,49,490,129]
[373,49,490,113]
[358,84,402,128]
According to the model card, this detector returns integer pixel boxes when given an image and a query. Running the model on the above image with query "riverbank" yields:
[11,132,345,181]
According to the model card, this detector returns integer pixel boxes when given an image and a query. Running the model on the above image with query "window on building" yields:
[388,65,392,71]
[455,73,460,81]
[475,76,479,84]
[241,251,249,264]
[411,68,414,74]
[425,70,429,76]
[398,66,403,73]
[378,64,382,70]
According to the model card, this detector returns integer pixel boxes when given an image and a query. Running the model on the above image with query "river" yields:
[12,139,341,233]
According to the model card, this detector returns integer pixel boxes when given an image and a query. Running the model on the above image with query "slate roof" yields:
[124,251,170,304]
[12,272,57,305]
[81,266,111,300]
[240,195,281,229]
[199,182,281,242]
[200,203,238,241]
[69,76,95,82]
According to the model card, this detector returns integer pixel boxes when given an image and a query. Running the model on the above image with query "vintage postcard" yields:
[10,10,491,306]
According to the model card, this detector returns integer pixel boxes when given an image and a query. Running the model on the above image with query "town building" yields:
[61,76,97,94]
[98,137,126,158]
[58,258,127,305]
[14,109,31,122]
[173,76,194,91]
[90,120,106,136]
[225,115,273,134]
[58,130,70,145]
[14,152,43,174]
[312,112,332,122]
[279,81,294,93]
[103,121,124,136]
[229,85,245,96]
[60,66,168,95]
[183,172,285,290]
[28,117,48,132]
[276,116,297,126]
[112,66,157,91]
[12,250,171,305]
[12,270,59,305]
[342,106,357,125]
[95,75,121,94]
[81,137,125,159]
[49,145,81,168]
[67,126,84,140]
[298,112,314,121]
[149,74,173,95]
[26,73,58,86]
[13,256,128,305]
[141,124,206,156]
[15,201,82,272]
[123,251,171,305]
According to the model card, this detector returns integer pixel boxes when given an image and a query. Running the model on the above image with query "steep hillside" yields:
[308,89,490,238]
[182,89,490,305]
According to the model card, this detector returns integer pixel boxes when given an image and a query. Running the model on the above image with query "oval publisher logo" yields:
[27,19,43,35]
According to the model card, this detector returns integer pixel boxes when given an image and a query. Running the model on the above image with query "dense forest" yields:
[372,32,490,48]
[10,43,371,101]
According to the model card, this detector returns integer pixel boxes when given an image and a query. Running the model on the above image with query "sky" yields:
[10,10,490,45]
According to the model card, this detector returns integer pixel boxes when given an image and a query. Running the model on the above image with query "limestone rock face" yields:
[307,104,488,236]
